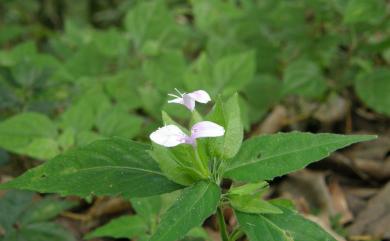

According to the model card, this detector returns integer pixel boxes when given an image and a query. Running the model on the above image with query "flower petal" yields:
[167,97,184,105]
[187,90,211,104]
[183,95,196,111]
[150,125,188,147]
[191,121,225,139]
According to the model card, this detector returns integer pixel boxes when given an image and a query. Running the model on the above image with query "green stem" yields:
[217,207,229,241]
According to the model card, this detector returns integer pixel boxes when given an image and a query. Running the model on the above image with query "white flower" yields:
[150,121,225,147]
[168,89,211,111]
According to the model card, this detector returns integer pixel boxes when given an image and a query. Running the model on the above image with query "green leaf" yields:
[244,75,283,123]
[149,144,200,186]
[74,131,103,147]
[237,203,338,241]
[343,0,386,24]
[104,70,142,110]
[96,107,143,138]
[0,112,58,160]
[143,50,187,92]
[150,113,203,185]
[150,181,221,241]
[65,45,108,78]
[93,28,128,57]
[131,195,162,222]
[225,132,376,182]
[60,90,111,132]
[20,199,76,225]
[59,99,95,132]
[236,211,293,241]
[180,227,212,241]
[0,191,76,241]
[3,222,75,241]
[228,182,268,196]
[124,0,175,47]
[208,93,243,160]
[230,195,282,215]
[184,53,213,93]
[20,138,60,160]
[355,68,390,116]
[57,128,75,151]
[0,191,34,232]
[0,138,183,198]
[282,59,327,99]
[84,215,148,239]
[213,51,256,96]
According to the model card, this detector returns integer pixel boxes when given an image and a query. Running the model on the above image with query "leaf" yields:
[150,181,221,241]
[225,132,376,182]
[184,53,213,93]
[131,195,162,222]
[0,191,34,232]
[20,198,76,225]
[230,195,282,215]
[60,90,111,132]
[237,203,338,241]
[149,144,199,186]
[96,107,143,138]
[244,75,283,123]
[343,0,386,24]
[104,70,142,110]
[74,131,103,147]
[208,93,243,160]
[0,191,76,241]
[124,0,175,47]
[267,203,338,241]
[65,45,108,78]
[192,0,243,35]
[57,128,75,151]
[213,51,256,96]
[84,215,148,239]
[20,138,60,160]
[282,59,327,99]
[179,227,212,241]
[143,49,187,92]
[0,112,58,160]
[236,211,293,241]
[0,138,183,198]
[3,222,75,241]
[150,112,203,185]
[228,182,268,196]
[355,68,390,116]
[59,98,95,132]
[93,28,128,57]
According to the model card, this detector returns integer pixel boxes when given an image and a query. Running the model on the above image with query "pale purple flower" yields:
[150,121,225,147]
[168,89,211,111]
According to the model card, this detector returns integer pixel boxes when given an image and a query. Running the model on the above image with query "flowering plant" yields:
[0,90,375,241]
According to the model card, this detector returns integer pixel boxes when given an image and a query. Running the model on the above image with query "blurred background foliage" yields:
[0,0,389,240]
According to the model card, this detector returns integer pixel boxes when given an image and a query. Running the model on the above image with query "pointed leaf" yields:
[150,181,221,241]
[230,195,282,215]
[226,132,376,181]
[236,211,292,241]
[85,215,148,239]
[0,112,58,160]
[3,222,76,241]
[208,93,243,160]
[0,138,183,198]
[236,203,338,241]
[355,68,390,116]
